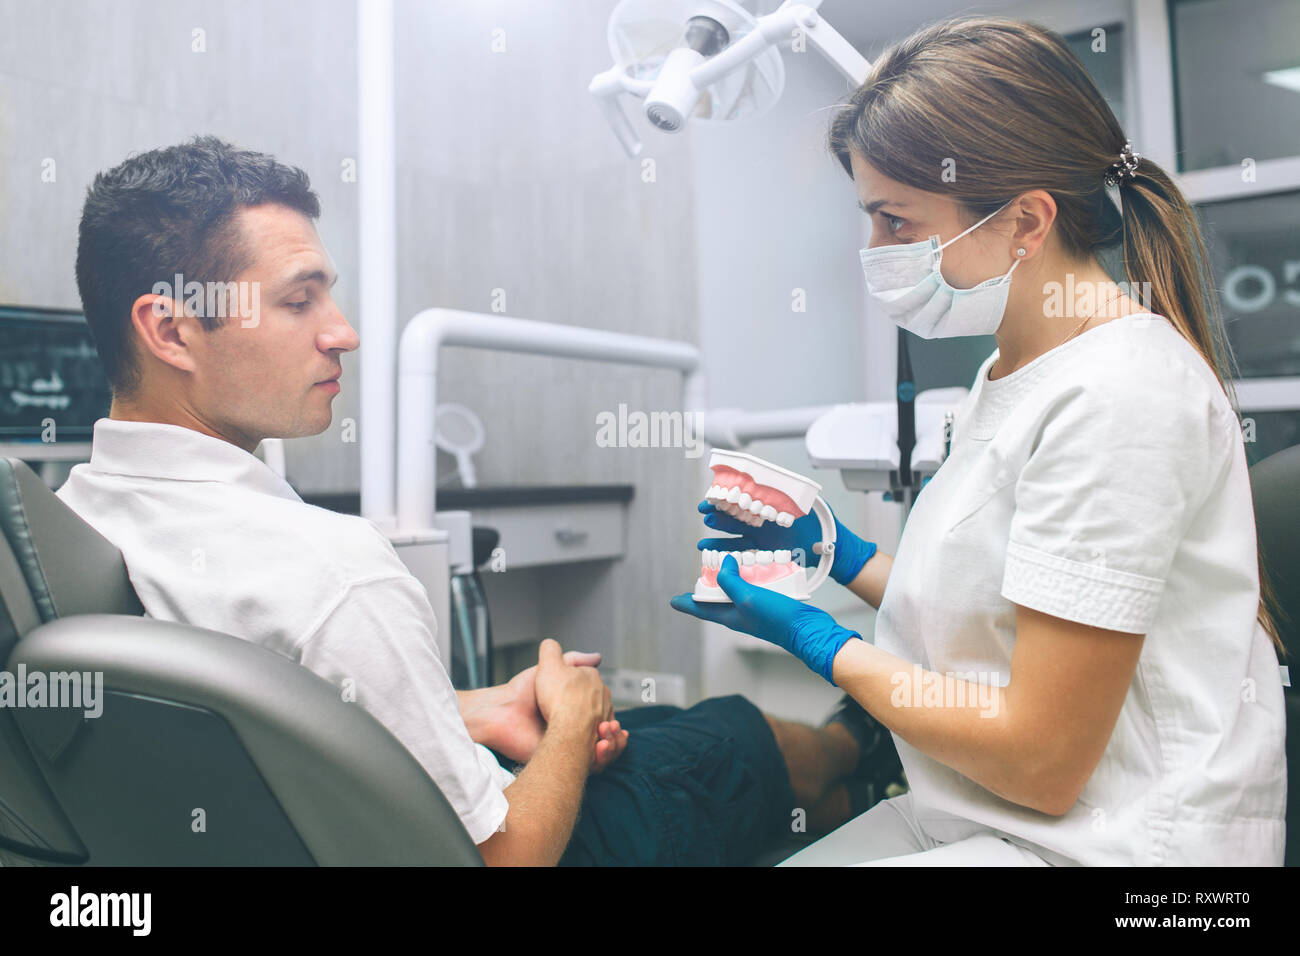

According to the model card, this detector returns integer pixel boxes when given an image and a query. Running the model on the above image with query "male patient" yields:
[58,136,877,866]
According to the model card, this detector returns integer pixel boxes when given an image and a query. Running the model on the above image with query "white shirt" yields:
[56,418,513,845]
[873,313,1286,865]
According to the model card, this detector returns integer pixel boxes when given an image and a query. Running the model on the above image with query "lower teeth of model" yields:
[702,549,793,568]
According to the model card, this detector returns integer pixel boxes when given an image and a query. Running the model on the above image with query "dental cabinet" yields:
[440,485,632,570]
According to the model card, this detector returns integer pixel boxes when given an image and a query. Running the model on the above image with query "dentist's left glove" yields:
[670,554,861,684]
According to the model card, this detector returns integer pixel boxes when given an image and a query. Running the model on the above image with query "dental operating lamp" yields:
[590,0,955,509]
[589,0,870,157]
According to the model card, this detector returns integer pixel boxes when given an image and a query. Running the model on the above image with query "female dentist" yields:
[672,16,1287,866]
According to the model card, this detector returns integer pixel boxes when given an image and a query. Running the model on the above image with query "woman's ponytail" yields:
[1116,159,1239,408]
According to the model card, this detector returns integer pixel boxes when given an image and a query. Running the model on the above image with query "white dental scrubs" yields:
[57,419,515,845]
[807,312,1286,866]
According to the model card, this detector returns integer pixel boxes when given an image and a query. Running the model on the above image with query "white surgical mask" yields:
[859,199,1018,339]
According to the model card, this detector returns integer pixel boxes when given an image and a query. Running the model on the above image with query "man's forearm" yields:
[457,685,509,745]
[478,714,596,866]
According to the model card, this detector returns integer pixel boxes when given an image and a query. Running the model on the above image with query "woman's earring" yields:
[1016,247,1027,257]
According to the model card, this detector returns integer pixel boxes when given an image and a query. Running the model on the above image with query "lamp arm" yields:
[590,1,871,154]
[689,2,870,91]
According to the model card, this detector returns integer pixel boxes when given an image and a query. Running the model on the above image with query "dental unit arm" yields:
[804,388,968,500]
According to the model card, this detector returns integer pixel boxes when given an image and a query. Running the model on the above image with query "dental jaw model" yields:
[693,450,836,603]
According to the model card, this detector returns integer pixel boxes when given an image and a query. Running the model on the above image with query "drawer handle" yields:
[554,527,589,546]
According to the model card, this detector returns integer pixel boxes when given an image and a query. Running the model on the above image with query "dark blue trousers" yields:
[557,695,797,866]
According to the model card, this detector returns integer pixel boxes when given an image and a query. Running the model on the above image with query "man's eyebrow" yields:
[858,199,907,215]
[274,268,339,291]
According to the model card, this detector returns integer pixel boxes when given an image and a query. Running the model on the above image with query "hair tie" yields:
[1104,142,1141,187]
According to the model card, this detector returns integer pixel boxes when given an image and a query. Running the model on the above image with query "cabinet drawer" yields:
[470,501,626,569]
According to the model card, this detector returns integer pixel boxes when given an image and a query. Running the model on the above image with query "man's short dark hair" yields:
[75,135,321,395]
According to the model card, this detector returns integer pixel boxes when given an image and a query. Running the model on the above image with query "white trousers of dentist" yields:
[779,793,1050,867]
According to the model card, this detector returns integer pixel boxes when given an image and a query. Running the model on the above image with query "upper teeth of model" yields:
[705,484,795,528]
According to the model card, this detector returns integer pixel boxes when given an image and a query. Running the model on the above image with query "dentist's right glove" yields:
[697,499,877,586]
[670,554,861,684]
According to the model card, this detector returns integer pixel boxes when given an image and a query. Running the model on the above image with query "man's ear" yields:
[129,293,200,374]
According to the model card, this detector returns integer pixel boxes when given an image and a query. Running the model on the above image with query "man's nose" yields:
[324,305,360,351]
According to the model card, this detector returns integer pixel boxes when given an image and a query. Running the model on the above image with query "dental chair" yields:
[0,457,482,866]
[1249,443,1300,867]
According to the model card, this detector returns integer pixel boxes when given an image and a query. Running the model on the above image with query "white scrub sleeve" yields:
[1000,357,1236,634]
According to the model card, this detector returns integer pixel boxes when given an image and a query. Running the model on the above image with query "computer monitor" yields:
[0,305,110,444]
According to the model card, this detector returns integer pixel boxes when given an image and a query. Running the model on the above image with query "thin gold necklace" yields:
[1058,284,1124,349]
[994,284,1124,380]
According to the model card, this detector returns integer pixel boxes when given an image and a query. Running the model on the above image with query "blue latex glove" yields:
[696,499,877,586]
[671,554,861,684]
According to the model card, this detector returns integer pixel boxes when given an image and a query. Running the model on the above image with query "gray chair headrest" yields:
[0,458,143,659]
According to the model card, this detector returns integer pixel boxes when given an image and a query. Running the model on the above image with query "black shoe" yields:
[823,694,908,816]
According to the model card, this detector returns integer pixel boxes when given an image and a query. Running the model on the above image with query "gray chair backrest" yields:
[1248,443,1300,867]
[0,457,482,865]
[1250,444,1300,645]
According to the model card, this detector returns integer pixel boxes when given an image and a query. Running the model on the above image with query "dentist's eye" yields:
[883,213,905,232]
